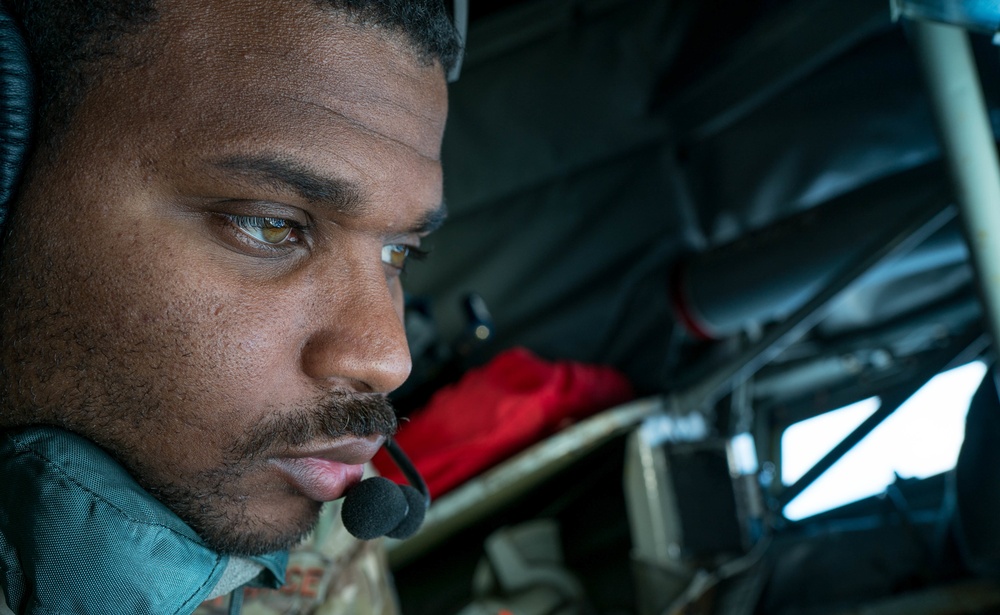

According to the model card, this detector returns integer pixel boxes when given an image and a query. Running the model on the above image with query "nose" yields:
[299,273,412,394]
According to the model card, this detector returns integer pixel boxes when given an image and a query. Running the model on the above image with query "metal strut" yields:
[910,16,1000,350]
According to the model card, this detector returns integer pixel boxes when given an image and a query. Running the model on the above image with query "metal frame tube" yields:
[911,19,1000,348]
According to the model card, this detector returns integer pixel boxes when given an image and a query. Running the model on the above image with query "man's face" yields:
[0,0,448,554]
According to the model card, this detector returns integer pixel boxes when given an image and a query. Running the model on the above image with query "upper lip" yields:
[276,434,386,465]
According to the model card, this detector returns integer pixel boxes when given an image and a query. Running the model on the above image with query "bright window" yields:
[781,361,988,521]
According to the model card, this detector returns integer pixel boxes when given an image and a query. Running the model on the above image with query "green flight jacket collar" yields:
[0,427,287,614]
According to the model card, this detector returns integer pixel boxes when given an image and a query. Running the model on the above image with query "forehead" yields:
[55,0,448,176]
[160,0,446,151]
[164,0,446,151]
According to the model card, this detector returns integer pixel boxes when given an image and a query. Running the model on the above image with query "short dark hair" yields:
[3,0,461,147]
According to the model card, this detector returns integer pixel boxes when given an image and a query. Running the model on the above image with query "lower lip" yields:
[271,457,366,502]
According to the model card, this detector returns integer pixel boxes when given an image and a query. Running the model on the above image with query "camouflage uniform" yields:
[196,478,400,615]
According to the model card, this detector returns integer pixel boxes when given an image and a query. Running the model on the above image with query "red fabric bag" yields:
[374,348,634,497]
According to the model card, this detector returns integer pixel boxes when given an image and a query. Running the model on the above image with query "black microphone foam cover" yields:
[386,484,427,540]
[341,476,408,540]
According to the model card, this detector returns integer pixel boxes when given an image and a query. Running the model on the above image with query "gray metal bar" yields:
[893,0,1000,35]
[910,18,1000,351]
[387,396,667,567]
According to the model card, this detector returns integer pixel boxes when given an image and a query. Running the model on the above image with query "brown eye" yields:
[234,216,295,245]
[381,244,410,269]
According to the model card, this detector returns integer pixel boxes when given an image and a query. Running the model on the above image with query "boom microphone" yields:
[341,439,429,540]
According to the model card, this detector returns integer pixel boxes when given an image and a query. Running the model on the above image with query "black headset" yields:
[0,5,34,226]
[0,4,429,542]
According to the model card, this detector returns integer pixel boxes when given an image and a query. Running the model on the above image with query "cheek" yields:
[51,217,298,409]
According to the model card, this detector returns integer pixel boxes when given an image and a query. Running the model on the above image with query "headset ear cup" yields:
[0,6,33,226]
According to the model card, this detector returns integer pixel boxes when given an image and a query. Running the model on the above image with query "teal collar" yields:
[0,427,286,614]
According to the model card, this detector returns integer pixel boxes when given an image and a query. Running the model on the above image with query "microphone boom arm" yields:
[385,438,431,509]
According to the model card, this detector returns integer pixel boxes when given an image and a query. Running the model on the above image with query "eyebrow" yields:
[415,201,448,234]
[212,154,447,233]
[213,155,365,212]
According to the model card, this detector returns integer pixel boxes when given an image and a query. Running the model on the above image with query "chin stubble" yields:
[139,392,399,555]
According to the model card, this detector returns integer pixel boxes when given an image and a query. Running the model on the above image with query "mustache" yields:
[230,392,399,461]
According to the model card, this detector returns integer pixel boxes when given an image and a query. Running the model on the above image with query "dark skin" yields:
[0,0,448,555]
